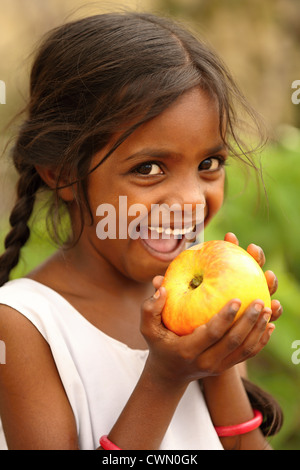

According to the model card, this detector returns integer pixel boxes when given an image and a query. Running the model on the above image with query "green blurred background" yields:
[0,0,299,450]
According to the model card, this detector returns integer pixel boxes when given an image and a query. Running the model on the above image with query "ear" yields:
[35,165,75,202]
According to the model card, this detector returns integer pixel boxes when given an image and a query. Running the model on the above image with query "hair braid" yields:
[0,166,41,286]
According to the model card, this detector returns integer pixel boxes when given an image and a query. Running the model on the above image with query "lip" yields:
[139,222,204,263]
[140,233,188,262]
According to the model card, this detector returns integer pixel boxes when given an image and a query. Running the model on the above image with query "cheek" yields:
[205,179,225,225]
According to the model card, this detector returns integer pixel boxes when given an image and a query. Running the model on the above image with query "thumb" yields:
[152,275,164,291]
[141,287,167,330]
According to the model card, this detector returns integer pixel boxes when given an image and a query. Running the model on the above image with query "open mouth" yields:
[138,223,203,261]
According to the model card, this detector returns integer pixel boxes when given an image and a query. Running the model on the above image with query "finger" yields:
[270,299,283,321]
[213,300,266,359]
[237,322,275,362]
[179,299,241,356]
[224,232,239,245]
[226,307,272,363]
[141,287,167,331]
[152,275,164,290]
[265,270,278,296]
[247,243,266,267]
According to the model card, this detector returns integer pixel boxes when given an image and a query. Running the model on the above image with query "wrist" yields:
[202,365,240,387]
[142,357,188,396]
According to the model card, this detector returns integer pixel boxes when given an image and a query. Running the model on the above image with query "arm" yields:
[203,367,273,450]
[104,365,187,450]
[0,305,79,450]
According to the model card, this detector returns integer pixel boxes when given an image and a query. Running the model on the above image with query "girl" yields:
[0,12,283,450]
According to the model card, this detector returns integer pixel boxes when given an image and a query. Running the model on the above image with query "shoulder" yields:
[0,302,54,385]
[0,278,54,338]
[0,301,48,352]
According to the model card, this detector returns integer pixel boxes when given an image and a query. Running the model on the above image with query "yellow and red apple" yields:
[161,240,271,336]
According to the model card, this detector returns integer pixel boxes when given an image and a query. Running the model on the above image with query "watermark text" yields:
[0,80,6,104]
[291,80,300,105]
[95,196,204,243]
[0,340,6,364]
[291,340,300,365]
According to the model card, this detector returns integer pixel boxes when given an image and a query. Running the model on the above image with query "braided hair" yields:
[0,158,43,286]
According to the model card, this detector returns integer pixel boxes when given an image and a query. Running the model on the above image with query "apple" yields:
[161,240,271,336]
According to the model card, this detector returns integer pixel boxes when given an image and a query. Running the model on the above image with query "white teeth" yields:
[148,225,195,236]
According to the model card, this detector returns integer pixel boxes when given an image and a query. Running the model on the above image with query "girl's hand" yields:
[141,282,274,388]
[224,232,283,323]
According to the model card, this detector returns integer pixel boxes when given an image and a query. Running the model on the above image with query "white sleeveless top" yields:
[0,278,223,450]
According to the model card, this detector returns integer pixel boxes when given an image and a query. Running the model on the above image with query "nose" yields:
[164,173,206,210]
[159,174,207,226]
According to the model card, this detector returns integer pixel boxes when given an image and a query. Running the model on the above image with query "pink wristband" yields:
[99,435,122,450]
[215,409,263,437]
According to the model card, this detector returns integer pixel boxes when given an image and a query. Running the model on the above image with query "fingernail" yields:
[153,289,160,300]
[263,307,272,316]
[268,324,275,336]
[230,301,240,314]
[277,304,283,313]
[262,313,271,324]
[254,303,263,313]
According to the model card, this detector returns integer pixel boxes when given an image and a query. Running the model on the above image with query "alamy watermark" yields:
[0,73,8,358]
[0,340,6,364]
[0,80,6,104]
[291,340,300,365]
[291,80,300,105]
[95,196,205,243]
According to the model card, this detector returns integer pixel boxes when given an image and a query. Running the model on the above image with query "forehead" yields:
[158,87,217,129]
[117,87,221,156]
[92,87,223,169]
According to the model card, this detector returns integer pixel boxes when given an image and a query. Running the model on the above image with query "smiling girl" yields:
[0,12,283,450]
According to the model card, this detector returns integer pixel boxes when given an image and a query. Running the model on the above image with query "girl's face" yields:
[82,87,227,282]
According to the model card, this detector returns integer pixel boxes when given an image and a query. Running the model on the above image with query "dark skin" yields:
[0,88,282,449]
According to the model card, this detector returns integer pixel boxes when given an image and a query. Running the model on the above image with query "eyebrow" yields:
[124,143,227,162]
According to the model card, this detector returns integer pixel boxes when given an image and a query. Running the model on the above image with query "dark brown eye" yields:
[199,157,224,171]
[134,163,162,175]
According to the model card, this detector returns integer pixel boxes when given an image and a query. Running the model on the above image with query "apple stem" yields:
[189,275,203,289]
